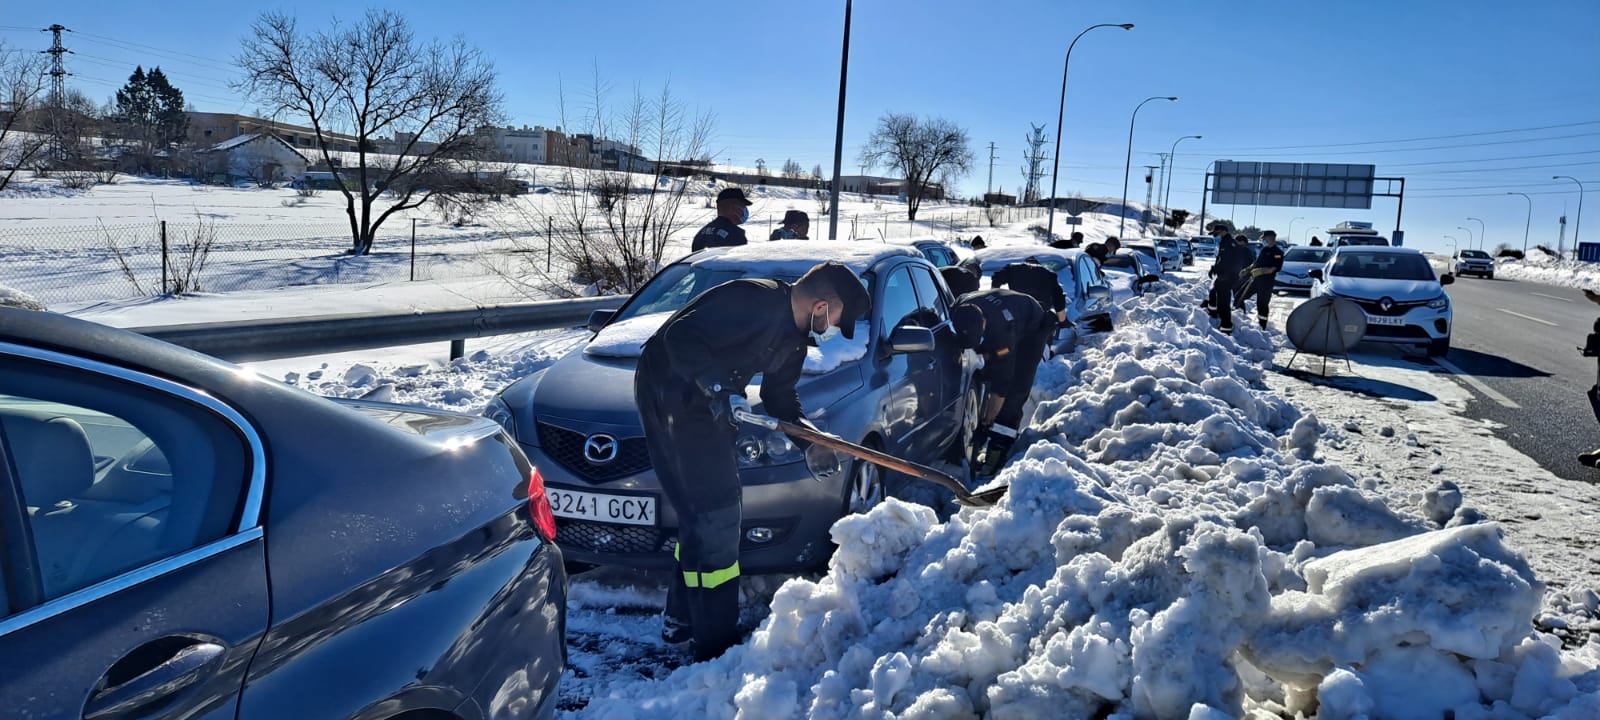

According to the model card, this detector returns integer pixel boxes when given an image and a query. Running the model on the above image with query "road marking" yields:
[1530,292,1573,303]
[1434,357,1521,408]
[1494,308,1559,327]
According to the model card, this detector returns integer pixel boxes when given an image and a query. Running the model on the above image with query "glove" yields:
[708,392,751,431]
[804,443,843,480]
[1250,267,1273,277]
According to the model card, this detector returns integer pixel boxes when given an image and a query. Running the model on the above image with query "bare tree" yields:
[754,158,768,177]
[781,158,802,178]
[494,73,714,296]
[1020,123,1048,205]
[235,10,502,255]
[860,113,973,221]
[0,43,49,190]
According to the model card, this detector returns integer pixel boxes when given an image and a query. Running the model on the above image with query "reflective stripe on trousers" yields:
[675,542,740,589]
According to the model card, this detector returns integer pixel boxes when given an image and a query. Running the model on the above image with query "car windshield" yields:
[1284,248,1332,263]
[1127,246,1157,257]
[1461,250,1490,259]
[1102,255,1138,271]
[1329,252,1436,281]
[615,264,778,322]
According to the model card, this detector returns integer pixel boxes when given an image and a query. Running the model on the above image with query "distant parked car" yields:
[1156,237,1192,264]
[1191,238,1219,260]
[486,242,979,574]
[1101,252,1165,296]
[970,246,1115,333]
[1309,245,1454,357]
[0,308,568,720]
[904,238,961,268]
[1275,246,1334,294]
[1454,249,1495,278]
[1125,242,1181,273]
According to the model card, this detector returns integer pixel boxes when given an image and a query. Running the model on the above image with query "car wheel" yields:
[1427,337,1450,357]
[1486,272,1494,280]
[843,438,886,515]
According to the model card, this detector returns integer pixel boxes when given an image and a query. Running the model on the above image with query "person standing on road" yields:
[993,257,1068,326]
[1309,236,1323,247]
[635,261,869,661]
[1580,290,1600,467]
[770,210,810,241]
[1235,230,1285,329]
[1208,234,1254,334]
[691,187,754,251]
[951,288,1055,477]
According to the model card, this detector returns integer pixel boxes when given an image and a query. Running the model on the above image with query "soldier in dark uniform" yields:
[940,266,980,297]
[635,261,870,661]
[992,257,1067,326]
[1208,234,1254,334]
[770,210,810,241]
[691,187,754,251]
[950,288,1054,477]
[1234,229,1285,329]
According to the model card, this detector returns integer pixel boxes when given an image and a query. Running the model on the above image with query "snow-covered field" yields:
[17,175,1597,716]
[1495,249,1600,291]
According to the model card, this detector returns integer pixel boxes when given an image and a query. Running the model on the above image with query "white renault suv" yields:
[1309,245,1454,357]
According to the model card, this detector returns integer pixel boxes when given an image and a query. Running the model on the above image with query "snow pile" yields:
[579,283,1600,718]
[0,284,46,311]
[1495,248,1600,290]
[584,311,870,375]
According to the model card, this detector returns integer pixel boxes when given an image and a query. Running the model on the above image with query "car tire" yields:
[1486,272,1494,280]
[842,437,886,515]
[1427,337,1450,357]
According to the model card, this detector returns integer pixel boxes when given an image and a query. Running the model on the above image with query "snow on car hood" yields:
[1327,276,1444,301]
[584,311,869,375]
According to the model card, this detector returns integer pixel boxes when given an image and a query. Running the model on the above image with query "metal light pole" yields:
[1508,192,1533,255]
[1456,226,1474,253]
[826,0,852,240]
[1287,216,1304,245]
[1119,95,1177,237]
[1304,227,1318,244]
[1046,22,1134,242]
[1553,175,1585,253]
[1467,217,1486,251]
[1162,134,1200,219]
[1444,236,1458,257]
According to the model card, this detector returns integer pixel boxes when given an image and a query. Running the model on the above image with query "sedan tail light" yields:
[527,467,558,542]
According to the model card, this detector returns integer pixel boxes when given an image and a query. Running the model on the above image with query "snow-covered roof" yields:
[203,133,310,161]
[972,245,1078,270]
[689,241,920,276]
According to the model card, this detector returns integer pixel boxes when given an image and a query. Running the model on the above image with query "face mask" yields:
[739,207,750,224]
[810,302,839,343]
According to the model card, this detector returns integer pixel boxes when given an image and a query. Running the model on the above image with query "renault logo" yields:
[583,434,619,464]
[1378,297,1394,312]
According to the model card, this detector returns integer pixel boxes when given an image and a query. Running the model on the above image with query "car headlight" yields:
[483,395,517,436]
[735,428,804,468]
[1426,295,1449,310]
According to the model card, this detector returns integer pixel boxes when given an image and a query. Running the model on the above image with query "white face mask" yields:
[810,302,839,343]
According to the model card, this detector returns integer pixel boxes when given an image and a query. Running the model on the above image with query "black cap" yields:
[800,261,871,340]
[940,266,979,296]
[716,187,753,206]
[782,210,810,226]
[951,303,984,350]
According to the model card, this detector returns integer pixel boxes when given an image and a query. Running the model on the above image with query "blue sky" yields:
[3,0,1597,254]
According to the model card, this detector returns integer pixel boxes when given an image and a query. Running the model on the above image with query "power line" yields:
[72,29,229,65]
[1382,149,1600,168]
[1193,120,1600,153]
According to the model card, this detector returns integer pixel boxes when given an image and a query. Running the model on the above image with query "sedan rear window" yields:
[1284,248,1332,263]
[1330,252,1436,281]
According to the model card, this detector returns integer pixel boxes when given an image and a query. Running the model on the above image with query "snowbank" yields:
[1495,249,1600,290]
[585,311,870,375]
[578,283,1600,718]
[0,284,46,311]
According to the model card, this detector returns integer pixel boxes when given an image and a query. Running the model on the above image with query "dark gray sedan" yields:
[0,308,566,719]
[486,242,979,573]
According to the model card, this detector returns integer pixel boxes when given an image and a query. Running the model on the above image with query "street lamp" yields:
[1553,175,1585,253]
[1456,226,1474,252]
[1444,235,1458,257]
[1161,134,1201,219]
[1508,192,1533,255]
[1045,22,1134,242]
[1287,216,1305,245]
[1304,227,1318,245]
[1467,217,1486,251]
[1120,95,1177,237]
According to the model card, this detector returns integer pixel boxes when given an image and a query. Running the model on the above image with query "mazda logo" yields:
[1378,297,1394,312]
[583,434,619,464]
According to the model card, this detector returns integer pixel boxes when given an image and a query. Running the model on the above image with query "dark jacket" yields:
[638,278,806,422]
[992,261,1066,314]
[1247,243,1285,277]
[691,216,749,252]
[1212,244,1254,286]
[955,289,1052,358]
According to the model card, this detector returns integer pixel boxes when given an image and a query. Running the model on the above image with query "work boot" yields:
[1259,317,1268,330]
[976,427,1017,477]
[661,614,691,644]
[1580,449,1600,468]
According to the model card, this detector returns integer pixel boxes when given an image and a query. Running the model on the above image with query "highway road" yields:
[1425,277,1600,483]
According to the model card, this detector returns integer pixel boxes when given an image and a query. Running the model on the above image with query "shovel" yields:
[734,409,1007,508]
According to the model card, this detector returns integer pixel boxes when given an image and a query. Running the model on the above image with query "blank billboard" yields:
[1211,161,1375,209]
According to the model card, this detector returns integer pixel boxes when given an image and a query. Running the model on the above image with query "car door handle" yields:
[83,641,226,720]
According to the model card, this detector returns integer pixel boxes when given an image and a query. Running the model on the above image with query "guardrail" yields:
[131,295,628,362]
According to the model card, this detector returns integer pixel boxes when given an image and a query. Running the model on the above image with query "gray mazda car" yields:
[486,242,979,573]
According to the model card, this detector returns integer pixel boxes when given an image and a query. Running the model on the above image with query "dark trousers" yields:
[993,326,1053,432]
[635,365,744,662]
[1210,283,1237,330]
[1235,277,1275,322]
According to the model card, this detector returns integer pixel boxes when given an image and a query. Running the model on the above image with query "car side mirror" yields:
[1086,286,1111,301]
[587,309,615,333]
[1440,274,1455,285]
[888,326,936,354]
[1308,269,1324,280]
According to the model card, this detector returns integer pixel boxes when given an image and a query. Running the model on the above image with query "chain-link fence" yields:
[0,219,506,308]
